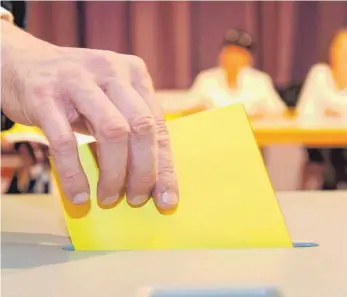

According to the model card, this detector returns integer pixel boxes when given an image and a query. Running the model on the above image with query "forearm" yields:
[1,19,28,77]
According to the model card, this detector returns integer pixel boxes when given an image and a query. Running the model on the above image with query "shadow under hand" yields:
[1,231,112,269]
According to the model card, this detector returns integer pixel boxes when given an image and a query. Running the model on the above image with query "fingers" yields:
[104,78,157,207]
[37,99,90,204]
[127,56,179,211]
[67,78,130,207]
[49,53,177,213]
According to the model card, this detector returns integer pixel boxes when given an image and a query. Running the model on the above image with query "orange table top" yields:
[166,110,347,147]
[251,118,347,147]
[2,115,347,148]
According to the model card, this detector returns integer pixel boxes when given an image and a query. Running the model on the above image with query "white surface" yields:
[1,191,347,297]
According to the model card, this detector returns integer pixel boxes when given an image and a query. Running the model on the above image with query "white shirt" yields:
[189,66,286,116]
[297,63,347,120]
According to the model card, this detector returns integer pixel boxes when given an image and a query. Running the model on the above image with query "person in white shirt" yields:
[1,6,178,211]
[170,29,287,117]
[297,29,347,190]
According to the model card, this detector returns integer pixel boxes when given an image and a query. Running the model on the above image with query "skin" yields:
[1,19,179,211]
[329,30,347,90]
[219,45,252,89]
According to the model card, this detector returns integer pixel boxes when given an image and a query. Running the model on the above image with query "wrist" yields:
[1,19,30,71]
[1,19,58,63]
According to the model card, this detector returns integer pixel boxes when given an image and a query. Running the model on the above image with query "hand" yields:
[1,20,179,211]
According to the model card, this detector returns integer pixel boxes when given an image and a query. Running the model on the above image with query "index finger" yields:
[127,56,179,211]
[36,99,90,204]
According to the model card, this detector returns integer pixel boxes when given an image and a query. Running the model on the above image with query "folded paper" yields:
[2,104,292,250]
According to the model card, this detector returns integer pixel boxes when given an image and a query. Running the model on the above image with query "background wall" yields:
[27,1,347,89]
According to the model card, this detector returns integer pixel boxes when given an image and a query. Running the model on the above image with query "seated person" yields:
[4,142,50,194]
[167,29,286,117]
[297,29,347,190]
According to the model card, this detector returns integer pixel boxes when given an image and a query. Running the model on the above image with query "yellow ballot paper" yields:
[3,104,292,250]
[57,104,291,250]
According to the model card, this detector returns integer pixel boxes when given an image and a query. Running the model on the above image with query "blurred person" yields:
[1,135,13,152]
[6,142,41,194]
[1,135,17,193]
[167,29,287,118]
[1,5,178,211]
[297,29,347,190]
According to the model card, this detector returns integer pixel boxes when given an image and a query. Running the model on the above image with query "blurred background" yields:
[27,1,347,88]
[2,1,347,194]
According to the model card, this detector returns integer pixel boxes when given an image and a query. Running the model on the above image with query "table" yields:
[165,110,347,147]
[251,118,347,147]
[1,192,347,297]
[2,114,347,148]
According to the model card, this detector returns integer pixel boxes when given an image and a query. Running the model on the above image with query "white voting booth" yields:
[2,191,347,297]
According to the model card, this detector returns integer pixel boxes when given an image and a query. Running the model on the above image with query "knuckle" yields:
[28,81,54,98]
[137,171,157,186]
[90,51,114,72]
[62,66,91,84]
[129,55,147,72]
[113,54,151,85]
[101,50,117,60]
[60,171,84,187]
[158,135,170,149]
[50,134,76,154]
[158,169,178,191]
[129,56,151,81]
[130,116,155,135]
[155,119,171,147]
[155,118,167,133]
[157,132,171,153]
[100,118,130,142]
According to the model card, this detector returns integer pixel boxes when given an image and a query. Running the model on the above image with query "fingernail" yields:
[130,195,148,206]
[73,192,89,205]
[101,195,119,206]
[161,192,178,206]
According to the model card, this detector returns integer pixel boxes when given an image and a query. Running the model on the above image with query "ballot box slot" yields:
[145,288,283,297]
[62,242,319,251]
[293,242,319,248]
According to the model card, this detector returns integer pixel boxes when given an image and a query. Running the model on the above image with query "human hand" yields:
[1,20,179,211]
